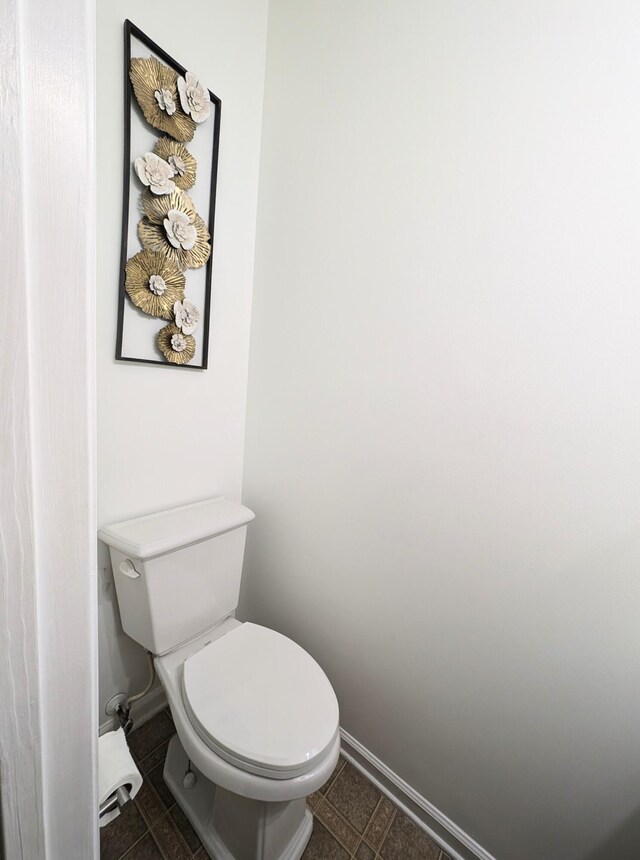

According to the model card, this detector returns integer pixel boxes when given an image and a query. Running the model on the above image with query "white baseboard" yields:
[99,685,168,737]
[339,729,495,860]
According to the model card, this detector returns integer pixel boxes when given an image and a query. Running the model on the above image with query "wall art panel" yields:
[116,20,221,368]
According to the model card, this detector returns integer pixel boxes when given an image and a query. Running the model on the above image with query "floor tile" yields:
[169,803,203,854]
[315,798,360,853]
[134,778,166,828]
[138,737,172,775]
[380,811,441,860]
[128,712,175,761]
[147,762,175,810]
[302,821,350,860]
[326,762,381,833]
[121,832,164,859]
[363,796,396,850]
[151,810,192,860]
[100,802,147,860]
[319,754,346,795]
[103,711,449,860]
[307,790,323,811]
[355,841,376,860]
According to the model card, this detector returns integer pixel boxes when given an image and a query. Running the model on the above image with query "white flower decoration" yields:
[163,209,197,250]
[167,154,186,177]
[173,300,200,335]
[154,88,176,116]
[177,72,211,124]
[148,274,166,296]
[134,153,176,195]
[171,333,187,352]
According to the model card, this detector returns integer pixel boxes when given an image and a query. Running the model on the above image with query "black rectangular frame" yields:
[116,19,222,369]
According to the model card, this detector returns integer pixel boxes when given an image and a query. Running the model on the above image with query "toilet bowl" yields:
[99,498,340,860]
[156,616,340,802]
[156,617,340,859]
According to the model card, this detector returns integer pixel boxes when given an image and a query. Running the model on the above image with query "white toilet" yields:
[99,497,340,860]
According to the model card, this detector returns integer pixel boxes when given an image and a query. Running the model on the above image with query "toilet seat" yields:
[181,623,340,780]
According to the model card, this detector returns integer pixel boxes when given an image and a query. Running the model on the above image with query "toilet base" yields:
[163,734,313,860]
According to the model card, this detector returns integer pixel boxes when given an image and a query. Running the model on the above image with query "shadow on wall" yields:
[584,808,640,860]
[98,539,151,711]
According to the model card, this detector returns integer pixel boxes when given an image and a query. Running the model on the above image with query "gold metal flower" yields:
[156,322,196,365]
[138,189,211,271]
[130,57,196,142]
[154,137,197,190]
[141,187,197,222]
[124,249,186,318]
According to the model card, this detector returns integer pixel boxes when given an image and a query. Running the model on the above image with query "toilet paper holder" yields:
[99,785,131,819]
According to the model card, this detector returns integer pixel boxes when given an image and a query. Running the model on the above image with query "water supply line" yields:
[127,650,156,706]
[115,651,156,735]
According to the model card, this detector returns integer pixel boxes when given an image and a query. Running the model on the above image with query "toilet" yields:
[99,497,340,860]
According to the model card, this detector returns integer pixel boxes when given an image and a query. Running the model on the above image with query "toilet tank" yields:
[98,498,255,655]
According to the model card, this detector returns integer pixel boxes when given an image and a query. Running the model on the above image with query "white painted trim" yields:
[0,1,45,853]
[0,0,97,856]
[99,686,169,737]
[340,730,496,860]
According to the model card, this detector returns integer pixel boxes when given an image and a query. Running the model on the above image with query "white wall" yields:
[241,3,640,859]
[97,0,268,714]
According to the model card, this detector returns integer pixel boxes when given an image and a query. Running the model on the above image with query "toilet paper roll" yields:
[99,727,142,828]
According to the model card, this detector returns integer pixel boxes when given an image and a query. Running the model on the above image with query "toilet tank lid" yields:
[98,497,255,560]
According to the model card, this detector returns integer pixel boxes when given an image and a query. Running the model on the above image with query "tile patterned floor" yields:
[101,709,451,860]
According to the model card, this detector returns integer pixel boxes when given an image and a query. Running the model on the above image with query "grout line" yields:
[136,733,175,773]
[362,794,384,846]
[323,755,346,795]
[155,806,194,858]
[315,795,361,854]
[136,779,166,829]
[150,810,175,860]
[360,793,396,856]
[352,835,363,858]
[312,799,353,857]
[315,756,391,859]
[117,827,152,860]
[373,803,396,853]
[151,827,171,860]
